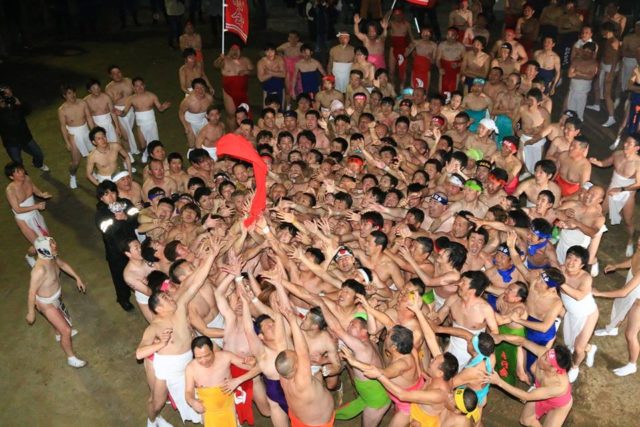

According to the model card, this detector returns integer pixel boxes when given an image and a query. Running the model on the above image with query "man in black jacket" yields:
[95,180,139,311]
[0,85,48,171]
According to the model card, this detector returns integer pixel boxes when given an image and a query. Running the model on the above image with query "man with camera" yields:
[0,85,48,171]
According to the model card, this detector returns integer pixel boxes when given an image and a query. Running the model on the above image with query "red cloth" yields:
[554,174,580,197]
[230,364,254,425]
[289,410,335,427]
[406,0,436,7]
[216,134,268,227]
[412,54,431,89]
[440,59,461,93]
[225,0,249,43]
[195,49,204,63]
[504,175,519,195]
[391,35,410,78]
[222,75,249,109]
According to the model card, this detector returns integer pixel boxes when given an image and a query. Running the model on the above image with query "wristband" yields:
[234,276,244,283]
[319,291,325,297]
[262,226,270,234]
[251,297,258,304]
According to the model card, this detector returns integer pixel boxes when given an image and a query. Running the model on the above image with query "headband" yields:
[479,118,498,134]
[336,31,350,37]
[34,236,55,259]
[502,139,517,154]
[431,193,448,205]
[466,148,483,161]
[112,171,130,182]
[353,92,368,100]
[347,156,365,166]
[532,227,551,240]
[431,116,445,127]
[476,159,492,170]
[489,173,507,186]
[160,279,171,293]
[496,244,510,256]
[449,174,464,187]
[334,246,354,260]
[454,388,480,422]
[547,348,566,374]
[323,74,336,83]
[541,271,560,288]
[464,180,482,192]
[472,78,486,85]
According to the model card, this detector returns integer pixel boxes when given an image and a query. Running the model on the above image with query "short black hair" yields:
[96,180,118,199]
[462,270,490,297]
[342,279,366,296]
[191,336,213,353]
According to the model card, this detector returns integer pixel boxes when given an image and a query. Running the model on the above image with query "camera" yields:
[0,85,16,107]
[108,201,127,214]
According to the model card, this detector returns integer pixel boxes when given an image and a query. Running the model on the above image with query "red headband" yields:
[547,349,566,374]
[348,156,364,166]
[323,74,336,83]
[503,140,517,154]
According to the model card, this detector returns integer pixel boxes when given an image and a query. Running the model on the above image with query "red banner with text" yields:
[225,0,249,43]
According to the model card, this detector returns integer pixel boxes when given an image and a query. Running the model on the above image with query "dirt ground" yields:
[0,5,638,427]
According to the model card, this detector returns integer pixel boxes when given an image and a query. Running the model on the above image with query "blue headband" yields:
[541,271,560,288]
[431,193,448,205]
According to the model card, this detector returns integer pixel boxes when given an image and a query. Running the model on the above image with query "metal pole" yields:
[221,0,226,54]
[385,0,399,24]
[414,17,420,33]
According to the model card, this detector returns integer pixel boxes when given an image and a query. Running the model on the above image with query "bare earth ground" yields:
[0,7,639,427]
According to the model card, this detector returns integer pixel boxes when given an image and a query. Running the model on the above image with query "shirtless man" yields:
[142,159,178,202]
[123,239,155,322]
[558,246,599,382]
[84,79,122,144]
[214,44,254,127]
[554,137,591,197]
[113,171,143,208]
[5,162,51,265]
[195,106,225,160]
[449,0,473,37]
[57,84,95,189]
[406,27,437,90]
[519,162,562,211]
[546,117,581,161]
[135,239,217,426]
[491,73,523,145]
[118,77,171,163]
[26,236,86,368]
[460,37,490,95]
[85,127,132,186]
[534,37,561,95]
[491,29,528,64]
[178,48,212,95]
[566,43,598,121]
[620,22,640,93]
[277,31,303,104]
[483,68,507,102]
[328,31,355,93]
[185,336,257,427]
[586,22,620,128]
[436,28,466,93]
[105,65,138,157]
[276,305,336,427]
[178,78,213,148]
[294,44,326,99]
[387,8,412,88]
[257,44,286,107]
[354,231,406,290]
[436,271,498,368]
[590,135,640,255]
[513,88,550,176]
[315,76,344,110]
[461,81,492,133]
[351,47,376,87]
[491,137,523,195]
[491,44,520,81]
[353,14,388,71]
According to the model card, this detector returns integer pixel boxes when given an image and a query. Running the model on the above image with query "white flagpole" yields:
[385,0,399,24]
[221,0,226,54]
[414,17,420,33]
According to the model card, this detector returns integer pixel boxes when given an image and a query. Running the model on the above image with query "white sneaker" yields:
[594,327,618,337]
[590,262,599,277]
[154,416,173,427]
[609,137,621,150]
[626,244,634,257]
[586,345,597,367]
[586,104,600,112]
[613,363,637,377]
[568,367,579,383]
[131,166,137,173]
[39,164,50,172]
[67,356,87,368]
[147,418,158,427]
[25,254,36,268]
[128,152,135,164]
[69,175,78,189]
[602,117,616,127]
[141,150,149,163]
[56,329,78,342]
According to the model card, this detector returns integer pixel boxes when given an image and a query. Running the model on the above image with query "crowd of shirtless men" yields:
[9,2,640,426]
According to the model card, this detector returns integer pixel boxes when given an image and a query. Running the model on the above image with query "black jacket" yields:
[95,198,139,260]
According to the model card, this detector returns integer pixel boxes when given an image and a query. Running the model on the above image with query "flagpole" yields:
[221,0,226,54]
[386,0,399,24]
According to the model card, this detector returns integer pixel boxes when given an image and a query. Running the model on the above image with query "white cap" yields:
[479,118,499,134]
[330,99,344,112]
[34,236,55,259]
[238,103,250,112]
[112,171,130,182]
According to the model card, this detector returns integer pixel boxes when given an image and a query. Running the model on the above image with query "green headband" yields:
[464,180,482,192]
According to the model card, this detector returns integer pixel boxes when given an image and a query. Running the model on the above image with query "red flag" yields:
[225,0,249,43]
[215,134,267,227]
[405,0,435,7]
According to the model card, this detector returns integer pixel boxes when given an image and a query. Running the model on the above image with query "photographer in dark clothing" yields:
[95,180,139,312]
[0,85,48,171]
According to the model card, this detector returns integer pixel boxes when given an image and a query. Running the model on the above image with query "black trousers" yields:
[106,255,131,304]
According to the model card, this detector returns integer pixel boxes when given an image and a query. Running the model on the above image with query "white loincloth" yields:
[560,292,598,351]
[185,111,208,136]
[520,134,546,175]
[134,110,159,144]
[35,287,72,326]
[206,312,225,348]
[621,57,638,92]
[446,321,485,370]
[608,269,640,328]
[13,195,49,236]
[134,290,149,304]
[434,291,447,311]
[66,124,93,157]
[114,105,139,154]
[92,113,118,142]
[93,173,112,183]
[608,171,635,225]
[332,62,352,93]
[153,351,202,423]
[556,224,608,264]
